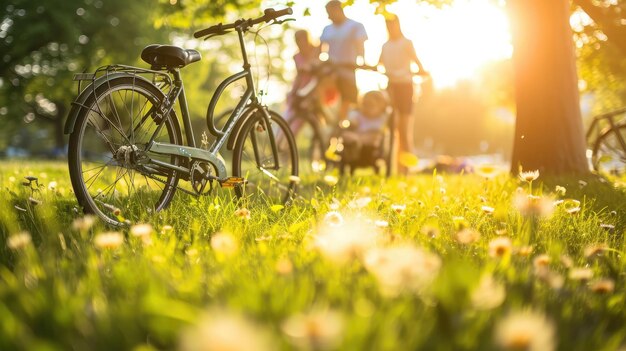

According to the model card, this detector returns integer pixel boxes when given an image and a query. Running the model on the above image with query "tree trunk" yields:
[507,0,589,175]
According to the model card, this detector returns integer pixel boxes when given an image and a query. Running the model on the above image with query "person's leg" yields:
[390,82,414,175]
[336,74,358,121]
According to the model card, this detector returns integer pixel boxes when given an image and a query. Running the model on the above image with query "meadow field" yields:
[1,161,626,350]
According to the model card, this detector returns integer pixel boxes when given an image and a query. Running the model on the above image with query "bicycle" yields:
[286,61,337,176]
[65,8,298,226]
[288,62,428,177]
[587,107,626,176]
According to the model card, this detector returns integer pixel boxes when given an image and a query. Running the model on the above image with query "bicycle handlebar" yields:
[193,7,293,38]
[308,61,430,78]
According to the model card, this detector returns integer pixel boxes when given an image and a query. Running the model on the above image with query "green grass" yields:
[1,161,626,350]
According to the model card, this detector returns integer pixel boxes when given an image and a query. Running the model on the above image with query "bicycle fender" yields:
[64,73,156,134]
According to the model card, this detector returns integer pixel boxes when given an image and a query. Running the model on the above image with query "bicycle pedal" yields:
[219,177,246,188]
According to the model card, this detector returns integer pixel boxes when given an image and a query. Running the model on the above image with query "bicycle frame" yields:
[586,108,626,153]
[146,27,281,179]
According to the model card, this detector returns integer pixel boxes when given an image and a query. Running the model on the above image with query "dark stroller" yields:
[332,90,395,176]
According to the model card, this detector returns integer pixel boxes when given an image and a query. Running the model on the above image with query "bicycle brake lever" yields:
[272,18,295,25]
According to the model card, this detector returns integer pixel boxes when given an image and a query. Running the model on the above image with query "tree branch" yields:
[572,0,626,55]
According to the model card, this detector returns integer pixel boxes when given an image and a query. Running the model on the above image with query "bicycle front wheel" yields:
[68,76,182,226]
[592,124,626,176]
[232,109,298,204]
[289,113,326,176]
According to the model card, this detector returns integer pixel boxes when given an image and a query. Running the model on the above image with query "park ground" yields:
[1,160,626,350]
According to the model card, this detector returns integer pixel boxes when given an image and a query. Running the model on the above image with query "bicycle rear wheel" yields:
[592,124,626,176]
[289,113,326,176]
[383,112,396,177]
[232,109,298,204]
[68,76,182,226]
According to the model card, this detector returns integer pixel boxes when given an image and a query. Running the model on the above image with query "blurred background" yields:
[0,0,623,163]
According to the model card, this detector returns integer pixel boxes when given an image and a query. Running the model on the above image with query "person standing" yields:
[378,14,428,174]
[320,0,368,121]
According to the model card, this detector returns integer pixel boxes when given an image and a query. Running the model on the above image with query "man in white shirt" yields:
[320,0,368,121]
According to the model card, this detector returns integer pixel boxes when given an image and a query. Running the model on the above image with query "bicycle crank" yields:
[190,161,217,195]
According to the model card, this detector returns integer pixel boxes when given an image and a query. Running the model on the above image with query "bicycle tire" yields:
[232,108,298,204]
[68,76,182,226]
[384,112,396,177]
[592,124,626,176]
[289,113,326,175]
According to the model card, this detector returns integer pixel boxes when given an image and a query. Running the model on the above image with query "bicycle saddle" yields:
[141,44,202,69]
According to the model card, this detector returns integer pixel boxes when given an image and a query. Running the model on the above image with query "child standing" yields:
[378,14,428,174]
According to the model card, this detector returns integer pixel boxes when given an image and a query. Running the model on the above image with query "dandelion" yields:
[289,175,301,183]
[555,185,566,196]
[234,207,251,220]
[314,217,378,263]
[48,181,58,190]
[568,267,594,281]
[583,243,609,259]
[565,206,581,215]
[589,278,615,294]
[179,309,274,351]
[560,255,573,268]
[481,205,495,215]
[93,231,124,249]
[475,163,503,179]
[534,264,565,290]
[323,211,344,227]
[600,223,616,232]
[211,232,238,256]
[282,309,344,351]
[532,254,551,271]
[130,223,153,238]
[488,237,512,258]
[471,274,506,310]
[513,193,554,218]
[516,245,533,257]
[374,220,389,228]
[364,245,441,296]
[390,204,406,214]
[494,309,556,351]
[519,170,539,183]
[349,196,372,209]
[275,257,294,275]
[495,228,508,236]
[455,228,481,245]
[323,175,338,186]
[72,215,97,232]
[256,235,273,243]
[7,231,32,250]
[130,223,153,245]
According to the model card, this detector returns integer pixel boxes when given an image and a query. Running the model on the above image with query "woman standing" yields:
[379,15,428,174]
